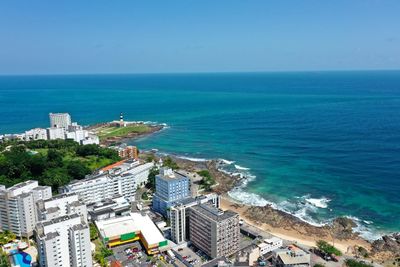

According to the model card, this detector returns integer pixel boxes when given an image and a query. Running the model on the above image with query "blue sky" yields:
[0,1,399,74]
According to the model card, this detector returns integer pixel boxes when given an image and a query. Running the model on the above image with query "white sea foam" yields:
[234,164,250,170]
[343,216,382,241]
[176,155,208,162]
[219,158,235,165]
[228,189,274,207]
[305,197,331,209]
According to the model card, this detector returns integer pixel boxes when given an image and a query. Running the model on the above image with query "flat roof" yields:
[277,252,309,265]
[96,212,166,246]
[190,204,238,222]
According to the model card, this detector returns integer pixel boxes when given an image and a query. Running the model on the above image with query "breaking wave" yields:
[176,155,209,162]
[305,197,331,209]
[234,164,250,170]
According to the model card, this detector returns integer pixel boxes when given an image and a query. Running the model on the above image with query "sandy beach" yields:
[219,196,371,255]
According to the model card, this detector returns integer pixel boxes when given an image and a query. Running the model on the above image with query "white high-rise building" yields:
[0,181,52,237]
[47,127,66,140]
[60,160,153,204]
[37,193,88,223]
[36,214,92,267]
[49,113,72,128]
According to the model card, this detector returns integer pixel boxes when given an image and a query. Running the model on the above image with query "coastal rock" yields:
[371,233,400,256]
[331,217,358,240]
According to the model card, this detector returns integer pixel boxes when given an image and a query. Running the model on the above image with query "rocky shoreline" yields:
[142,154,399,262]
[85,122,164,146]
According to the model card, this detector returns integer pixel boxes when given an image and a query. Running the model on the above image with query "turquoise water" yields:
[0,71,399,239]
[11,250,31,267]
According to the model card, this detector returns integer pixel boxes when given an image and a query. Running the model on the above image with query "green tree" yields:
[345,259,373,267]
[197,170,215,191]
[47,149,63,167]
[147,167,159,190]
[89,223,98,240]
[67,161,91,180]
[316,240,342,256]
[0,252,11,267]
[163,156,178,170]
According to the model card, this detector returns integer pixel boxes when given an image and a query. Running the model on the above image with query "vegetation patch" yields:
[316,240,342,256]
[96,125,151,140]
[0,140,120,190]
[197,170,215,191]
[345,259,373,267]
[162,156,179,170]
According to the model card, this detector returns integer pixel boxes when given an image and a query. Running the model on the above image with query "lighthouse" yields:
[119,112,125,127]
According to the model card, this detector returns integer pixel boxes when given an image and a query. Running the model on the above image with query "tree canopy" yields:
[0,140,120,189]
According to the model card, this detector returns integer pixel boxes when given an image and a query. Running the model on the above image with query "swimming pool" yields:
[11,250,31,267]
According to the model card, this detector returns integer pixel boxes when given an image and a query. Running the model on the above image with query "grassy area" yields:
[345,259,373,267]
[97,125,151,140]
[316,240,342,256]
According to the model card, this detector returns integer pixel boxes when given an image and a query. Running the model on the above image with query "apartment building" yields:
[169,193,220,244]
[49,113,72,128]
[60,160,153,204]
[47,127,66,140]
[24,128,48,141]
[37,192,87,222]
[188,204,239,258]
[152,168,190,217]
[36,214,92,267]
[0,180,52,237]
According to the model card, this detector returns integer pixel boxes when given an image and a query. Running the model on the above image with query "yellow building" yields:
[95,212,168,254]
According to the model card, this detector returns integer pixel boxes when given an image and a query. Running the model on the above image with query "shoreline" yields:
[139,152,399,262]
[86,121,165,146]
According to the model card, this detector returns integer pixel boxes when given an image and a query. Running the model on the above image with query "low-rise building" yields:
[112,144,138,159]
[273,245,311,267]
[86,195,131,221]
[189,204,240,259]
[95,212,168,254]
[24,128,48,140]
[258,237,283,255]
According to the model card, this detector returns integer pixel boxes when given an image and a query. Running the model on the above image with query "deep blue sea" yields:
[0,71,399,239]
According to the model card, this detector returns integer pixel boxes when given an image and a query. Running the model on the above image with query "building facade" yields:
[169,193,220,244]
[49,113,72,128]
[47,127,66,140]
[188,204,239,258]
[36,214,92,267]
[152,168,190,217]
[37,192,87,222]
[0,181,52,237]
[24,128,48,141]
[60,160,153,204]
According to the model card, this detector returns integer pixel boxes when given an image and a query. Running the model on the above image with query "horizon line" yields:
[0,68,400,77]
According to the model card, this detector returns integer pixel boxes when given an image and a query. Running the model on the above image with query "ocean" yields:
[0,71,399,239]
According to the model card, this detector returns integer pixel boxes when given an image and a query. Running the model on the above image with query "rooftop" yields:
[190,204,238,222]
[43,192,77,202]
[41,213,80,227]
[157,168,188,181]
[96,212,166,246]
